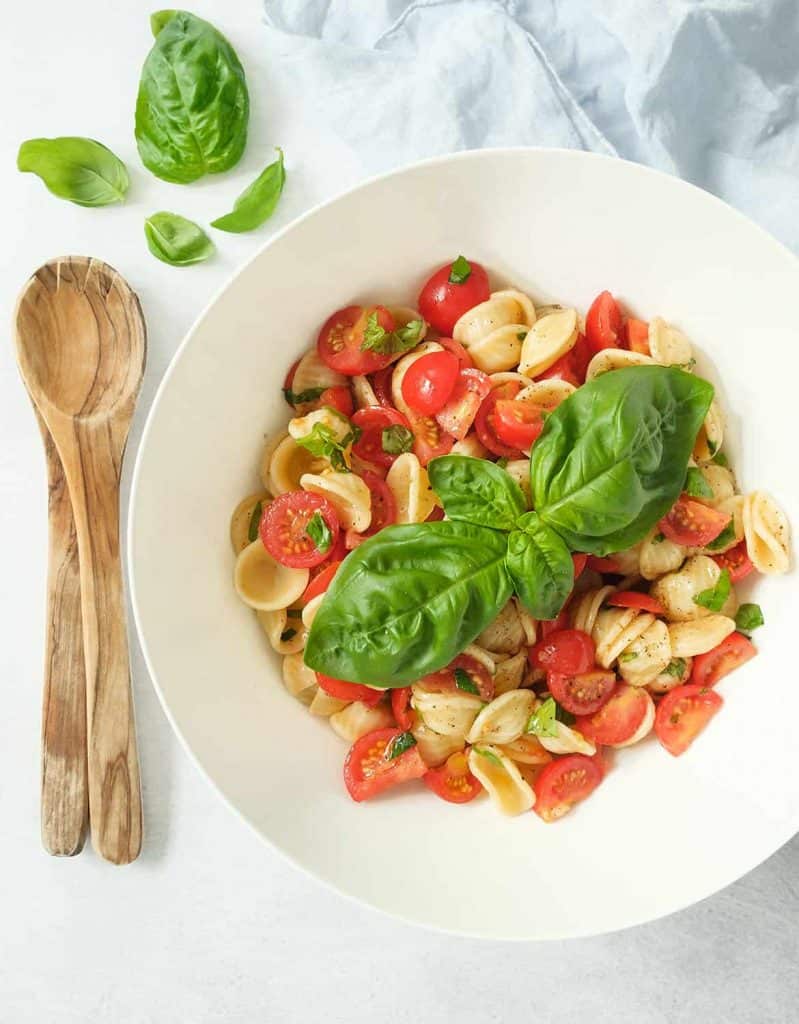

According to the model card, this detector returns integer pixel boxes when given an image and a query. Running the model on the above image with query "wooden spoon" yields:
[15,256,146,865]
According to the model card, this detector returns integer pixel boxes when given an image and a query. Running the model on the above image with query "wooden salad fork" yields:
[15,256,146,865]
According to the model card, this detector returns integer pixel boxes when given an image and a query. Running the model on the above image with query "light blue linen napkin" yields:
[263,0,799,251]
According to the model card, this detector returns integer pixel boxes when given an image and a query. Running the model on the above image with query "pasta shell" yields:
[612,545,642,576]
[647,656,693,694]
[387,305,428,341]
[533,303,563,319]
[230,492,270,554]
[647,317,693,367]
[282,652,318,705]
[498,734,552,765]
[256,608,307,654]
[611,691,655,748]
[513,598,538,645]
[467,745,535,815]
[329,700,394,743]
[467,326,525,374]
[477,600,526,653]
[639,527,686,580]
[411,687,483,738]
[351,375,379,409]
[301,593,325,630]
[693,400,725,462]
[493,651,528,695]
[290,348,347,397]
[411,722,465,767]
[516,379,575,410]
[743,490,791,574]
[570,585,616,635]
[586,348,654,380]
[593,608,655,668]
[386,452,438,524]
[234,541,309,611]
[519,308,578,377]
[391,341,443,418]
[463,644,497,674]
[489,289,537,326]
[504,459,532,507]
[488,371,531,389]
[668,615,736,658]
[466,689,537,745]
[260,432,288,490]
[651,555,723,622]
[454,292,534,348]
[618,619,671,686]
[300,470,372,531]
[309,689,349,717]
[713,495,745,548]
[289,406,352,446]
[539,720,596,756]
[269,435,327,494]
[696,465,736,506]
[452,433,489,459]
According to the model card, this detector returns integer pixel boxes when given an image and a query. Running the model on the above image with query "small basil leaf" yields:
[473,747,502,767]
[735,603,764,633]
[554,703,576,726]
[684,467,713,500]
[280,628,297,642]
[306,511,332,554]
[144,212,215,266]
[18,137,129,207]
[248,500,263,543]
[711,450,729,468]
[693,569,732,612]
[705,521,736,551]
[360,314,424,355]
[295,419,353,472]
[449,255,472,284]
[428,455,526,532]
[150,9,177,35]
[211,149,286,234]
[664,658,687,678]
[506,512,574,620]
[454,667,479,694]
[386,731,417,759]
[304,521,513,686]
[283,385,326,407]
[286,609,303,619]
[382,425,414,455]
[526,697,559,738]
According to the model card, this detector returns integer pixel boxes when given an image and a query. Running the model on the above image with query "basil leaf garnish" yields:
[735,603,764,633]
[304,521,512,686]
[360,314,424,355]
[684,467,713,500]
[454,668,479,694]
[306,511,332,554]
[506,512,574,619]
[17,137,129,207]
[280,628,297,642]
[136,11,249,183]
[554,703,576,726]
[382,425,414,455]
[664,658,687,678]
[144,212,215,267]
[211,149,286,234]
[705,521,736,551]
[711,450,729,468]
[386,731,417,760]
[693,569,732,612]
[448,255,472,284]
[283,385,326,407]
[526,698,559,738]
[428,455,526,532]
[294,418,354,472]
[248,501,263,543]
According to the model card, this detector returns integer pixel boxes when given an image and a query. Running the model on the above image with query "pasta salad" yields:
[231,257,791,821]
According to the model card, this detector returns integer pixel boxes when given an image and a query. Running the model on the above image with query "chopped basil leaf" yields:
[735,603,764,633]
[382,424,414,455]
[554,703,576,727]
[619,651,639,663]
[454,667,479,694]
[386,730,417,760]
[283,385,326,407]
[684,467,713,500]
[448,255,472,284]
[526,697,559,738]
[693,568,731,612]
[652,532,665,544]
[707,438,718,456]
[306,511,332,554]
[516,330,527,341]
[496,457,508,469]
[672,358,697,372]
[706,521,736,551]
[294,419,354,472]
[664,658,687,678]
[280,628,297,642]
[473,746,502,767]
[286,609,302,619]
[248,500,263,543]
[360,314,425,355]
[711,450,729,468]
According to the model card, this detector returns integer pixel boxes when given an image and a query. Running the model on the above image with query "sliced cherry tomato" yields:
[317,304,397,376]
[435,368,491,440]
[283,358,300,393]
[352,406,412,468]
[493,398,546,449]
[408,411,455,466]
[424,750,482,804]
[540,606,571,638]
[691,632,757,688]
[548,670,616,717]
[370,365,394,408]
[533,753,604,822]
[421,653,494,701]
[572,553,588,579]
[712,541,755,583]
[570,333,592,382]
[426,504,446,522]
[401,351,460,415]
[391,687,414,730]
[318,385,354,417]
[535,350,580,387]
[608,591,666,615]
[575,683,651,746]
[437,335,474,368]
[659,495,731,548]
[586,555,623,574]
[624,317,650,355]
[344,727,428,801]
[316,672,384,707]
[260,492,340,569]
[301,560,341,605]
[654,683,723,757]
[585,290,623,356]
[418,257,490,335]
[475,381,524,458]
[344,470,397,548]
[530,629,595,676]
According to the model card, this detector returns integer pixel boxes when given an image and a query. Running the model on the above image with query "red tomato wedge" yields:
[493,399,546,449]
[317,304,397,376]
[529,629,595,676]
[535,350,580,387]
[659,495,731,548]
[352,406,412,468]
[712,541,755,583]
[575,683,650,746]
[586,555,623,574]
[418,257,491,335]
[654,683,723,757]
[572,553,588,579]
[316,673,384,707]
[344,728,427,801]
[369,364,394,408]
[344,471,396,549]
[437,335,474,368]
[624,317,650,355]
[318,385,354,417]
[391,687,414,730]
[435,367,491,440]
[691,632,756,688]
[585,290,623,356]
[260,492,340,569]
[548,670,616,717]
[533,753,604,822]
[539,606,572,638]
[424,750,482,803]
[401,350,460,415]
[426,504,446,522]
[421,653,494,701]
[475,381,524,458]
[408,411,455,466]
[608,591,666,615]
[570,333,592,382]
[300,560,341,605]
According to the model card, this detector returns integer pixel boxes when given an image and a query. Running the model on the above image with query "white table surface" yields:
[1,2,798,1020]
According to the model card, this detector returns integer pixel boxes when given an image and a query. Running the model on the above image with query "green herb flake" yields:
[280,628,297,642]
[684,467,714,500]
[382,425,414,456]
[554,703,576,727]
[247,500,263,543]
[448,255,472,284]
[619,651,639,663]
[693,568,732,612]
[386,731,417,760]
[286,609,303,619]
[652,532,666,544]
[360,314,425,355]
[306,511,332,554]
[473,747,503,767]
[496,457,509,469]
[664,658,687,679]
[706,521,736,551]
[516,330,528,341]
[711,450,730,468]
[707,439,718,456]
[735,603,764,633]
[454,667,480,694]
[283,385,326,407]
[526,697,559,738]
[295,420,355,472]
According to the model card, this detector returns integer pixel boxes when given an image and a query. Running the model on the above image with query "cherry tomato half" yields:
[533,753,604,822]
[352,406,412,468]
[317,304,396,376]
[418,257,490,336]
[435,368,491,441]
[344,471,397,549]
[691,632,756,688]
[548,670,616,717]
[343,727,427,801]
[369,365,395,408]
[586,555,623,574]
[391,687,415,730]
[316,673,384,707]
[654,683,723,757]
[493,399,546,449]
[529,629,595,676]
[572,553,588,579]
[712,541,755,583]
[539,606,572,638]
[401,351,460,416]
[585,290,623,356]
[575,683,651,746]
[408,411,455,466]
[319,385,354,417]
[475,381,524,458]
[437,336,474,368]
[608,591,666,616]
[624,317,650,355]
[260,492,340,569]
[659,495,731,548]
[421,653,494,701]
[424,750,482,804]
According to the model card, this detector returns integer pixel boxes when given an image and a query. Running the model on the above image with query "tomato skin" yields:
[370,365,395,408]
[319,385,354,417]
[540,606,571,638]
[401,351,460,415]
[435,368,491,440]
[548,670,616,716]
[624,317,650,355]
[352,406,412,468]
[344,471,397,548]
[283,358,300,393]
[318,304,397,376]
[300,560,341,605]
[260,491,340,569]
[418,258,491,335]
[585,291,623,356]
[426,504,446,522]
[572,553,588,579]
[575,683,650,746]
[421,653,494,701]
[654,683,723,757]
[475,381,524,458]
[586,555,623,574]
[408,411,455,466]
[317,672,384,707]
[391,687,414,730]
[608,591,666,615]
[530,629,595,676]
[424,750,482,803]
[344,728,428,801]
[712,541,755,583]
[659,495,731,547]
[493,399,546,449]
[533,753,604,822]
[437,336,474,368]
[535,350,580,387]
[691,632,756,688]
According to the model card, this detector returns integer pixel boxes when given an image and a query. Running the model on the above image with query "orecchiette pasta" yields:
[453,290,536,373]
[256,607,307,655]
[234,541,309,611]
[467,746,535,815]
[667,615,736,658]
[476,599,526,653]
[586,348,654,380]
[639,527,685,580]
[696,464,736,506]
[742,490,791,574]
[466,689,537,745]
[519,308,578,377]
[452,433,489,459]
[289,406,353,449]
[592,608,655,669]
[290,348,347,397]
[651,555,724,622]
[647,317,693,367]
[498,734,552,765]
[411,687,483,738]
[504,459,531,506]
[539,720,596,756]
[300,470,372,531]
[515,379,575,411]
[329,700,395,743]
[693,399,724,462]
[351,374,379,409]
[493,651,528,695]
[386,452,438,524]
[230,491,270,554]
[282,652,318,706]
[647,656,692,694]
[268,434,326,494]
[411,721,465,767]
[463,644,497,674]
[309,689,350,717]
[570,585,617,635]
[513,599,538,646]
[617,619,671,686]
[301,593,324,630]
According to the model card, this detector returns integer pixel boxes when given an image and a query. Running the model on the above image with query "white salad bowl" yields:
[129,148,798,940]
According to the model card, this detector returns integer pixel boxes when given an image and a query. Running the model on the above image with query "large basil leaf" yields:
[135,11,249,184]
[428,455,526,532]
[144,211,215,266]
[531,366,713,555]
[211,149,286,233]
[17,137,129,207]
[506,512,574,619]
[304,521,512,686]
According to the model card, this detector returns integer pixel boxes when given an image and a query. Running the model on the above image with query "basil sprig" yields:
[305,366,714,686]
